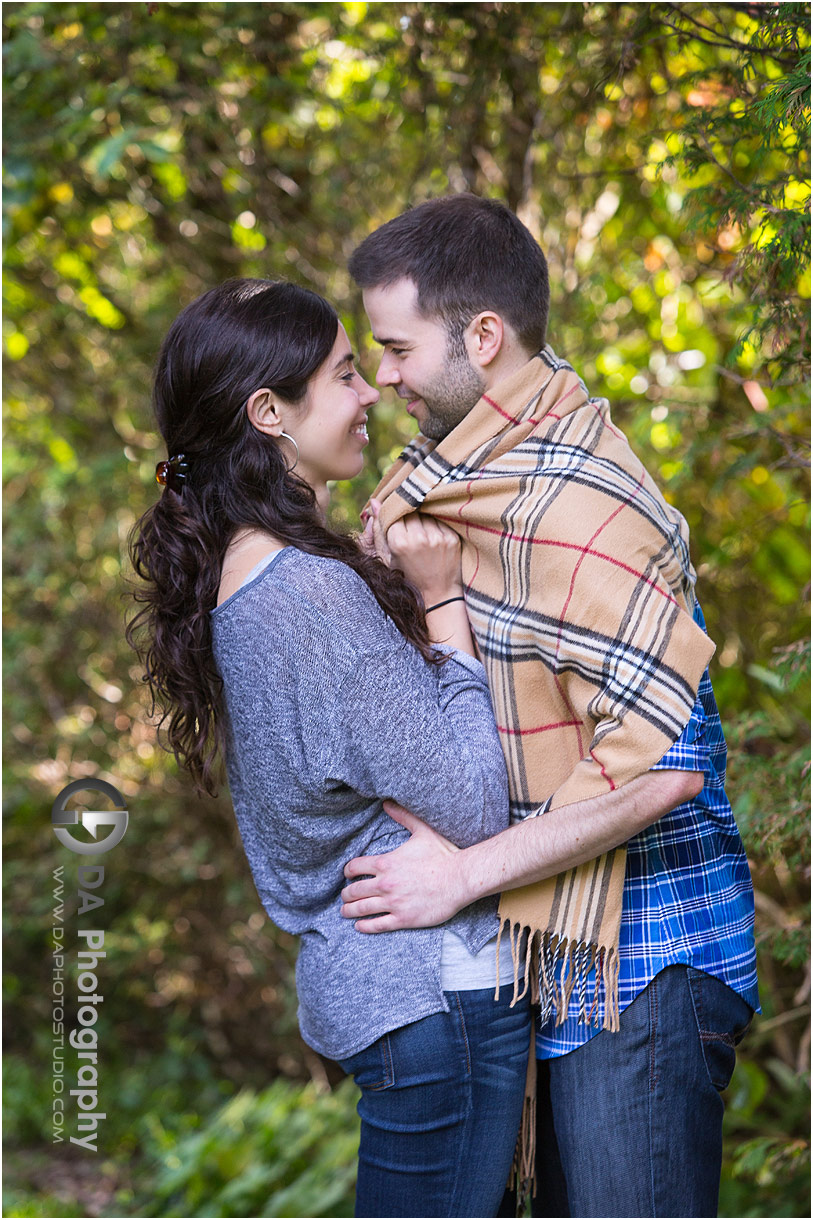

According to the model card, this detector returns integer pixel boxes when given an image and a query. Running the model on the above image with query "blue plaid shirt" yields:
[536,603,759,1059]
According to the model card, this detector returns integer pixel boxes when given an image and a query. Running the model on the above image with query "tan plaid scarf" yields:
[371,347,715,1030]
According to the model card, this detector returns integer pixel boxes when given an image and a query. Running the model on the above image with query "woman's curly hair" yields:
[127,279,440,796]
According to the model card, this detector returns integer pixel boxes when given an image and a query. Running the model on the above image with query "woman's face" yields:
[290,323,379,499]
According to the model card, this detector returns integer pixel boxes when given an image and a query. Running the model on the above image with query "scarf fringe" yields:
[498,916,620,1032]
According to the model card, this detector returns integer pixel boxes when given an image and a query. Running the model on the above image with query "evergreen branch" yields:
[696,131,806,216]
[655,7,801,68]
[671,2,805,64]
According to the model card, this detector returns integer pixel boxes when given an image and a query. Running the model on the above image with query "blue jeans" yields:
[340,986,532,1218]
[499,964,754,1218]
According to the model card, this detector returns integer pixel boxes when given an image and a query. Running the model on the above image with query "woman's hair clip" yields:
[155,453,189,490]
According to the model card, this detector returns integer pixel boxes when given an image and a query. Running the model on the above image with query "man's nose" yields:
[376,352,400,387]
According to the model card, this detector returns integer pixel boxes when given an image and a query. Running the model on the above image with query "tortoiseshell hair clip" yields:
[155,453,189,490]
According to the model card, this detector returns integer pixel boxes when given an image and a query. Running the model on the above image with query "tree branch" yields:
[654,8,795,69]
[696,131,802,216]
[661,4,801,67]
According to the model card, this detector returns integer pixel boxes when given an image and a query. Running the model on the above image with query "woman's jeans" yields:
[340,985,532,1218]
[499,964,754,1219]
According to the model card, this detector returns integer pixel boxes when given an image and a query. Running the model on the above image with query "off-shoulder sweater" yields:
[210,547,509,1060]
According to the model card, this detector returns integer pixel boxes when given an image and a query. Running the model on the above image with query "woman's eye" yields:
[390,348,406,357]
[341,370,356,382]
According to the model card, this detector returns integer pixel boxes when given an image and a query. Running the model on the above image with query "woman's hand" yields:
[386,513,463,604]
[362,500,475,653]
[359,499,391,562]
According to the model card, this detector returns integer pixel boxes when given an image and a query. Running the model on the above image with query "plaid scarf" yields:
[371,347,715,1030]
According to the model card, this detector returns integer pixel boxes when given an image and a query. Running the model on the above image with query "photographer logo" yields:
[51,779,128,856]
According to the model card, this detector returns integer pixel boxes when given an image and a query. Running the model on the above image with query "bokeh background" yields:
[3,2,810,1216]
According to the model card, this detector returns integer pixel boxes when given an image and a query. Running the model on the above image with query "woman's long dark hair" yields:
[127,278,440,796]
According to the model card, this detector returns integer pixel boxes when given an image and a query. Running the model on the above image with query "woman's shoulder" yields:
[217,530,286,607]
[213,546,366,608]
[281,548,381,609]
[213,547,408,662]
[280,551,412,656]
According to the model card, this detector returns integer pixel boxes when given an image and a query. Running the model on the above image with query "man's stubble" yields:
[418,339,486,441]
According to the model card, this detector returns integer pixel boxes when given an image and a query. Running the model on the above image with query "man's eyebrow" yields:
[331,351,355,370]
[371,335,408,347]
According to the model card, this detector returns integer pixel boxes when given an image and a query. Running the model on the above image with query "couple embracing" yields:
[129,195,758,1219]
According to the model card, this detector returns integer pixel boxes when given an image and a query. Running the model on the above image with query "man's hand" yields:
[342,771,705,934]
[341,801,465,932]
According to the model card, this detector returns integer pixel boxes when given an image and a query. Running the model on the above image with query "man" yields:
[340,195,758,1218]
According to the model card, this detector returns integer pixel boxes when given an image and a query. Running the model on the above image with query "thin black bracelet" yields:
[425,595,466,614]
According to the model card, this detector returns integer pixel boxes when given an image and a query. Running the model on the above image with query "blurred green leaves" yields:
[145,1078,359,1218]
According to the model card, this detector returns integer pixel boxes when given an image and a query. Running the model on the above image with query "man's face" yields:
[362,279,485,441]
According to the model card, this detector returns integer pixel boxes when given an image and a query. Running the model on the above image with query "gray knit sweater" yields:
[210,547,509,1060]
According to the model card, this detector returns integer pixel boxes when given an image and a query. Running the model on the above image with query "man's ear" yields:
[465,312,505,368]
[245,387,286,437]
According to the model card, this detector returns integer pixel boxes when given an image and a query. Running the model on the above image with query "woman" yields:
[127,278,531,1219]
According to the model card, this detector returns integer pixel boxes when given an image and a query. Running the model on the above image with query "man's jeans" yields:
[501,964,754,1218]
[340,985,532,1218]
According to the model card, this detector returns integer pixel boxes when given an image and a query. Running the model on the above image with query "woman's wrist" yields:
[423,599,476,658]
[419,583,465,607]
[425,594,466,615]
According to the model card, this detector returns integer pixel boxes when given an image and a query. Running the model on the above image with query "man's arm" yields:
[341,768,702,932]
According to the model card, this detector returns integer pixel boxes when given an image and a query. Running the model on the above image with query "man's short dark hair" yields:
[348,194,549,354]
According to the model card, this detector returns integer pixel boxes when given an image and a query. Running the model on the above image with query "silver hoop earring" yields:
[279,430,300,472]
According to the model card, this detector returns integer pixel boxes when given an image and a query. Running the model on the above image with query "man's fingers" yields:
[352,914,401,934]
[343,854,381,880]
[340,877,382,902]
[382,800,426,834]
[340,895,391,919]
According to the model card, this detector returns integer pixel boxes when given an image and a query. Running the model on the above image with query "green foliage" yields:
[3,3,809,1217]
[3,1068,358,1219]
[721,1054,811,1217]
[141,1078,359,1218]
[3,1191,87,1218]
[657,2,809,418]
[3,1027,236,1152]
[721,638,810,1218]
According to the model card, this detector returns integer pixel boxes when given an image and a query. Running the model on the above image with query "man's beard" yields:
[419,343,486,441]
